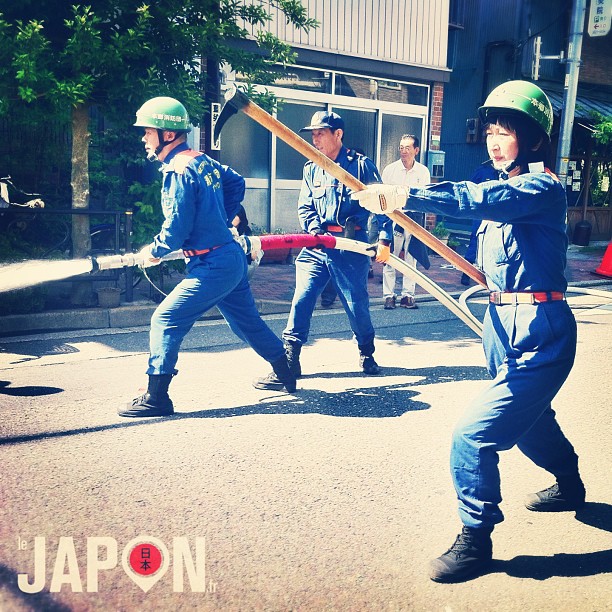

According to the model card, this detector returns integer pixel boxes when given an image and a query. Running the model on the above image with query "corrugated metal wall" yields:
[441,0,523,182]
[243,0,450,70]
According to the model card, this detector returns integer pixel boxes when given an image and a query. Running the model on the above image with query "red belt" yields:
[489,291,565,305]
[183,245,222,257]
[326,224,361,233]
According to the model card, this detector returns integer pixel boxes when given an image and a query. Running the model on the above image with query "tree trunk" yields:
[70,103,94,306]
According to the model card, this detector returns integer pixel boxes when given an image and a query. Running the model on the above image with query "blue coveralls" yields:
[406,171,579,529]
[147,143,285,375]
[283,148,383,347]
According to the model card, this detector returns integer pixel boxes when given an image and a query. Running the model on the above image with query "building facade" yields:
[208,0,452,233]
[196,0,611,239]
[442,0,612,239]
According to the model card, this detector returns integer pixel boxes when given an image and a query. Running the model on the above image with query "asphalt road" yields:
[0,291,611,612]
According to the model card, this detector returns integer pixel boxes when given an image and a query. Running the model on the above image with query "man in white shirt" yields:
[380,134,431,309]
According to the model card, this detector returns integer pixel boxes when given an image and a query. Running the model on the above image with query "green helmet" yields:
[134,96,191,131]
[478,80,553,138]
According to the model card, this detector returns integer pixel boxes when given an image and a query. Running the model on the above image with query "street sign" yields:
[588,0,611,36]
[211,102,221,150]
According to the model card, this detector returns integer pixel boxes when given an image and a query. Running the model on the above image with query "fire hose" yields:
[94,233,484,336]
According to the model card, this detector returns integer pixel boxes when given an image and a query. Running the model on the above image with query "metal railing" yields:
[1,207,138,302]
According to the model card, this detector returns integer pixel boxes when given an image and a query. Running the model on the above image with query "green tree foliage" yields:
[592,113,612,148]
[0,1,317,275]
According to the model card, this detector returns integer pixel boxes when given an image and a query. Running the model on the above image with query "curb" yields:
[0,297,297,337]
[2,279,610,338]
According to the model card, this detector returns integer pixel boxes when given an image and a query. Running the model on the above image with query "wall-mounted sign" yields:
[588,0,612,37]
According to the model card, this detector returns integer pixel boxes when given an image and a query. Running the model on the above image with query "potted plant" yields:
[447,236,461,252]
[431,221,450,244]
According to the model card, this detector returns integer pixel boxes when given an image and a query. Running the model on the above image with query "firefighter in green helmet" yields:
[120,96,296,417]
[355,80,585,583]
[133,96,193,162]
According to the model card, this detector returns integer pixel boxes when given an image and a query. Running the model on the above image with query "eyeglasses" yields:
[399,146,414,151]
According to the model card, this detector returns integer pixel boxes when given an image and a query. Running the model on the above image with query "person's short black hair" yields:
[485,114,552,170]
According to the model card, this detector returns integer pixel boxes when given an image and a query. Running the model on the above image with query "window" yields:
[379,114,425,173]
[276,102,324,180]
[219,111,270,179]
[334,73,428,106]
[333,107,377,162]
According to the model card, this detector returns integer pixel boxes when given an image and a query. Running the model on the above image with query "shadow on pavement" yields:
[493,545,612,580]
[0,380,63,397]
[0,365,488,445]
[484,502,612,580]
[0,340,80,362]
[0,562,71,612]
[575,502,612,533]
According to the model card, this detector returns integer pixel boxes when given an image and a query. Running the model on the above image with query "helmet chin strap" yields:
[147,129,179,162]
[496,159,520,180]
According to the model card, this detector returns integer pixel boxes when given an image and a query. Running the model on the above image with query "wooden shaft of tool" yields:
[234,90,487,287]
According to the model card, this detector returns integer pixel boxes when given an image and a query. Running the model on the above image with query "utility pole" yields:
[555,0,587,186]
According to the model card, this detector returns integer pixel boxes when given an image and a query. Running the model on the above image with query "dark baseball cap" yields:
[300,110,344,132]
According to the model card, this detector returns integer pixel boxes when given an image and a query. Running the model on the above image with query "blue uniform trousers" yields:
[147,241,284,375]
[283,234,375,347]
[451,300,579,529]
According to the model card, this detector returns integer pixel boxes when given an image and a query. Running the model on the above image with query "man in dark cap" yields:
[254,110,387,389]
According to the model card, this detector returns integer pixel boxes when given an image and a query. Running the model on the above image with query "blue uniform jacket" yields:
[150,143,245,258]
[406,172,569,292]
[298,147,381,238]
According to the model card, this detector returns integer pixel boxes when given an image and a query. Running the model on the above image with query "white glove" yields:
[352,184,409,214]
[234,234,251,254]
[137,243,161,268]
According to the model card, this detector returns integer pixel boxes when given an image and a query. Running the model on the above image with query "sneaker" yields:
[384,296,396,310]
[430,526,493,583]
[525,479,586,512]
[252,371,286,391]
[399,295,418,309]
[252,357,297,393]
[119,392,174,418]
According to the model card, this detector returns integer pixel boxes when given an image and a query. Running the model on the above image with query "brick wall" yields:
[425,82,444,231]
[581,34,612,86]
[430,82,444,151]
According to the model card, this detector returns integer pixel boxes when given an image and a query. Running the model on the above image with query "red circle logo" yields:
[128,543,163,576]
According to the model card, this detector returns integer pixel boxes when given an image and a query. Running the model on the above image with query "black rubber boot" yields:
[284,339,302,378]
[252,356,297,393]
[430,526,493,583]
[525,474,586,512]
[358,340,381,375]
[119,374,174,417]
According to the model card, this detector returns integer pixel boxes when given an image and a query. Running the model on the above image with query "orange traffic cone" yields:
[595,242,612,278]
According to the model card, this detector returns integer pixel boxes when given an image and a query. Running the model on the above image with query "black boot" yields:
[525,474,586,512]
[119,374,174,418]
[358,340,381,375]
[430,526,493,583]
[284,339,302,377]
[252,356,297,393]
